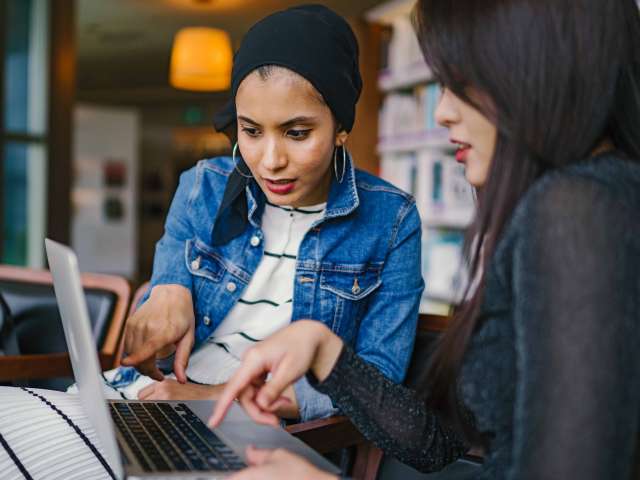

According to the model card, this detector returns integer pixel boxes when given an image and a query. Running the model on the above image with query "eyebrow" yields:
[237,115,317,128]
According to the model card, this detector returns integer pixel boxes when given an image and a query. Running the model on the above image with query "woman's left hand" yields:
[228,446,338,480]
[138,378,224,400]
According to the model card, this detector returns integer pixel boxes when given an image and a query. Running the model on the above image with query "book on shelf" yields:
[379,25,392,72]
[378,84,443,143]
[372,0,475,311]
[386,15,425,75]
[414,150,475,228]
[377,7,435,90]
[380,152,418,197]
[379,151,473,307]
[422,228,466,304]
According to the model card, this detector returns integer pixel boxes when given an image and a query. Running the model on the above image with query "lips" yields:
[264,178,296,195]
[451,139,471,163]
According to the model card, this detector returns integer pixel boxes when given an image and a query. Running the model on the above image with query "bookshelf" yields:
[368,0,475,315]
[378,61,434,92]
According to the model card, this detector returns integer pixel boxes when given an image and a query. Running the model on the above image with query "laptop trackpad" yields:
[185,400,340,474]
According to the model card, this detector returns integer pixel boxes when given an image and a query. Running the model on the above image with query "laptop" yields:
[44,238,340,479]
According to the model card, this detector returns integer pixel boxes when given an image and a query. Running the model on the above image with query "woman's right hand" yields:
[209,320,343,427]
[228,446,338,480]
[121,284,195,383]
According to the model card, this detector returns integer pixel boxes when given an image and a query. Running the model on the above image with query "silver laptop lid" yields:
[45,238,124,479]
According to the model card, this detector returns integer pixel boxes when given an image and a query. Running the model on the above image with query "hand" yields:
[121,284,195,383]
[209,320,343,427]
[228,445,337,480]
[138,379,224,401]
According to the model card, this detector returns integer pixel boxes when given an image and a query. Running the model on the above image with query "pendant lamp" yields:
[169,27,232,91]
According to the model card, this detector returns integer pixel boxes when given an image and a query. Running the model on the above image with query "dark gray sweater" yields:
[312,153,640,480]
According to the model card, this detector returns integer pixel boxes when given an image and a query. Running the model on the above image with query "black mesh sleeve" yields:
[309,345,467,473]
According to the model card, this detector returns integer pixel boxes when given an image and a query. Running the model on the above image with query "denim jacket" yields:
[147,154,424,421]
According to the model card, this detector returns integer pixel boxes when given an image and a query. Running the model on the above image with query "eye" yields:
[287,129,311,140]
[241,126,260,137]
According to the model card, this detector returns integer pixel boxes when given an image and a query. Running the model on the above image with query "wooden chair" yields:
[284,313,453,479]
[0,264,130,387]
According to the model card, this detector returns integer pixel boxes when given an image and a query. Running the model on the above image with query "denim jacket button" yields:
[191,256,201,271]
[203,316,211,326]
[226,281,237,293]
[250,236,261,247]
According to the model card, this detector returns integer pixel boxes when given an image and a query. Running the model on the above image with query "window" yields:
[1,0,49,267]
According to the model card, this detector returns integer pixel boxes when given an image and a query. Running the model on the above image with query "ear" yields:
[335,130,349,147]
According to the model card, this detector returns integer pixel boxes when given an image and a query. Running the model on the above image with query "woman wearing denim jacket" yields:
[0,6,422,478]
[120,4,424,423]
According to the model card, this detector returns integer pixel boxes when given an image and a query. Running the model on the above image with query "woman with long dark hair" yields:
[210,0,640,478]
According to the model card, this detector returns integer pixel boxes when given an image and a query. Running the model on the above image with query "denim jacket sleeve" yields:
[295,200,423,422]
[353,200,423,383]
[149,169,196,292]
[293,374,339,421]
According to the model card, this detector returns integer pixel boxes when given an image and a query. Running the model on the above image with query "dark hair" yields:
[253,64,328,107]
[413,0,640,438]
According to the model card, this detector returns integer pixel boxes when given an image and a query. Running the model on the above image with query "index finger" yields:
[209,357,269,427]
[136,357,165,382]
[121,337,166,367]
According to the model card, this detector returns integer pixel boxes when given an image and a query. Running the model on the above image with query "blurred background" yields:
[0,0,475,315]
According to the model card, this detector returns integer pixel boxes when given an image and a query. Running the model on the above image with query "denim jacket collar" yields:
[323,150,360,221]
[211,152,359,245]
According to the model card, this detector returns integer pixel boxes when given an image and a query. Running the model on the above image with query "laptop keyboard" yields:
[109,402,246,472]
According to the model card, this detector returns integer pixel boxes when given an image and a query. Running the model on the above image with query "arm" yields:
[292,201,424,421]
[310,344,467,473]
[292,372,337,421]
[210,321,467,473]
[121,169,198,381]
[508,178,640,479]
[353,200,424,382]
[148,168,197,292]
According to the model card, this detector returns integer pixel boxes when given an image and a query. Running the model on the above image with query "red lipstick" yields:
[455,147,470,163]
[451,139,471,164]
[265,179,296,195]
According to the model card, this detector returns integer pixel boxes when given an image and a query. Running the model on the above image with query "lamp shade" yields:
[170,27,232,91]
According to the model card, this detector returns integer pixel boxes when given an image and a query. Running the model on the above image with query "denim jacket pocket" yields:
[319,263,383,342]
[185,238,226,283]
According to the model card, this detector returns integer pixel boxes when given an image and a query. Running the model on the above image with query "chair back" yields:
[366,313,451,480]
[404,314,449,390]
[0,265,130,390]
[0,291,19,356]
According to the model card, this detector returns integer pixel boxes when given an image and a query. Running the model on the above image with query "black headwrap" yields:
[213,3,362,133]
[211,4,361,246]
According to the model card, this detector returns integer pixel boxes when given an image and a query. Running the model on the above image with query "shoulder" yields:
[173,157,235,230]
[490,153,640,291]
[197,156,235,178]
[354,169,418,221]
[489,154,640,276]
[176,157,234,194]
[510,153,640,234]
[354,168,415,202]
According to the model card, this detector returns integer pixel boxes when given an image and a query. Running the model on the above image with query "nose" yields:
[434,87,460,129]
[261,138,288,172]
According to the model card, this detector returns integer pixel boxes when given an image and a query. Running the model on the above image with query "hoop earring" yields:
[232,142,253,179]
[334,145,347,184]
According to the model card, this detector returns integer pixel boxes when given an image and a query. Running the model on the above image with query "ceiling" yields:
[76,0,385,105]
